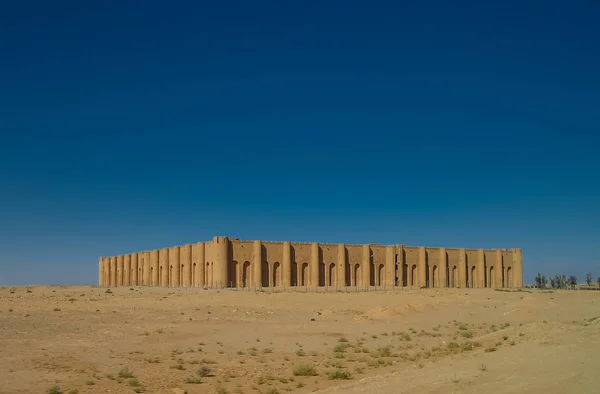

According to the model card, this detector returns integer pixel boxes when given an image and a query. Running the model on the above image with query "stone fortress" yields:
[99,236,523,290]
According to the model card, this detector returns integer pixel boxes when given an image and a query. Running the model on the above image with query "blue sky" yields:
[1,1,599,286]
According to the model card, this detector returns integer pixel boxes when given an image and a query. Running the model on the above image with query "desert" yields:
[1,286,598,394]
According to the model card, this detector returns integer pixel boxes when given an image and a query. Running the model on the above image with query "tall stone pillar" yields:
[123,254,131,286]
[439,248,447,288]
[159,248,169,287]
[495,249,503,288]
[282,241,291,287]
[116,255,124,286]
[98,258,104,287]
[513,248,523,288]
[192,242,205,287]
[458,248,466,288]
[143,251,150,286]
[385,246,395,287]
[213,237,229,288]
[103,258,110,287]
[169,246,180,287]
[310,242,319,287]
[149,250,157,286]
[418,247,426,287]
[397,245,404,287]
[253,240,263,288]
[362,244,371,287]
[337,244,346,287]
[477,249,485,288]
[110,256,117,287]
[181,244,192,287]
[130,253,138,286]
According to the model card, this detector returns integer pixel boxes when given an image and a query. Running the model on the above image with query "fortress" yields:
[98,237,523,290]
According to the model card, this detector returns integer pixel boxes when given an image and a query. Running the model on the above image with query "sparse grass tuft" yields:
[461,331,473,338]
[327,370,352,380]
[480,363,487,371]
[293,364,318,376]
[118,367,134,378]
[197,366,212,377]
[184,376,202,384]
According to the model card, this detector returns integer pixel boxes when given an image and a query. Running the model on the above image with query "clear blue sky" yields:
[1,1,599,286]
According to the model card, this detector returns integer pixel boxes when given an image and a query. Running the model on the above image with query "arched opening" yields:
[170,265,176,287]
[301,263,309,286]
[159,266,163,286]
[432,265,438,288]
[262,261,269,287]
[354,264,360,286]
[471,266,476,288]
[507,266,513,288]
[206,262,211,287]
[150,267,154,286]
[411,264,417,287]
[138,267,142,285]
[192,263,196,286]
[344,261,351,287]
[180,264,184,286]
[402,263,408,287]
[272,262,280,287]
[452,266,458,287]
[319,262,326,287]
[328,263,335,286]
[231,260,238,287]
[483,259,487,288]
[489,266,495,288]
[291,261,298,286]
[242,261,251,287]
[377,264,384,286]
[369,263,375,286]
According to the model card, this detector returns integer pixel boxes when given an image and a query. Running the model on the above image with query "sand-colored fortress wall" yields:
[99,236,523,290]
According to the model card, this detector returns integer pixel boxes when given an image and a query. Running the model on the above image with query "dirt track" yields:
[1,286,598,394]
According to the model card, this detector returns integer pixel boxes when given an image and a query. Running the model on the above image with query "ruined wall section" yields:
[99,237,523,290]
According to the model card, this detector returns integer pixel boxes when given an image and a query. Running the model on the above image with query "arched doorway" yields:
[291,262,298,286]
[452,266,457,287]
[192,263,196,286]
[242,261,251,288]
[354,264,360,286]
[261,261,269,287]
[411,265,417,287]
[231,261,238,287]
[489,266,495,288]
[378,264,384,286]
[301,263,309,286]
[432,265,438,288]
[205,262,211,287]
[272,262,280,287]
[319,262,326,287]
[507,266,513,288]
[471,266,476,288]
[328,263,335,286]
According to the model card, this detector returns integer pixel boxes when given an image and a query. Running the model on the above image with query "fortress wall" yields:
[484,250,497,288]
[291,243,311,286]
[370,246,386,287]
[446,249,459,288]
[403,247,419,287]
[347,245,362,287]
[502,250,515,288]
[425,248,440,288]
[262,242,284,287]
[321,244,337,287]
[465,249,478,288]
[98,237,523,290]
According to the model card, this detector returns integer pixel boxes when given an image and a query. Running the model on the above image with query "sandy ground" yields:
[0,286,598,394]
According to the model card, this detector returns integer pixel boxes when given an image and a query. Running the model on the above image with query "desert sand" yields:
[0,286,598,394]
